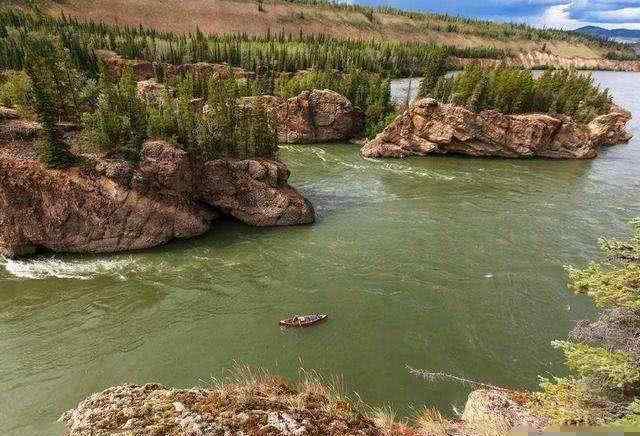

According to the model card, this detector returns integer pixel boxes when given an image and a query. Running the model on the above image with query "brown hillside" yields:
[46,0,609,60]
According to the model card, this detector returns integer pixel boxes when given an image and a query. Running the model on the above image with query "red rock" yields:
[243,89,363,143]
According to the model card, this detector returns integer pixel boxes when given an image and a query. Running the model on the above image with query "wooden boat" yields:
[279,313,327,328]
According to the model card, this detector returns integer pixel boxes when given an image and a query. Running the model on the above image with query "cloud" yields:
[353,0,640,29]
[532,1,640,29]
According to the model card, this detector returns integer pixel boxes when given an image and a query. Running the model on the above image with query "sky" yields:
[349,0,640,30]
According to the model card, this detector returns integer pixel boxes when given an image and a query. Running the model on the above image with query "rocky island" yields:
[362,98,632,159]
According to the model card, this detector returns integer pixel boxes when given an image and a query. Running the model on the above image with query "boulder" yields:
[0,139,314,258]
[243,89,363,143]
[361,98,632,159]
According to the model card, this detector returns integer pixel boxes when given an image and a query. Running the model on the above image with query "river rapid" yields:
[2,71,640,435]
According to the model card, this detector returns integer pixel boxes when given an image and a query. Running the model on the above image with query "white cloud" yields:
[534,1,640,29]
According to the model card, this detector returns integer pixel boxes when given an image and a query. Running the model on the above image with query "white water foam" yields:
[1,256,139,280]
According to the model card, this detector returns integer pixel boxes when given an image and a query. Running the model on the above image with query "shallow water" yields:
[2,71,640,435]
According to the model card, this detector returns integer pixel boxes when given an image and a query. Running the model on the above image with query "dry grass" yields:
[45,0,610,59]
[415,407,451,436]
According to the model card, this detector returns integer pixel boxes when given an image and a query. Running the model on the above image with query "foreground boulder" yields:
[243,89,363,144]
[60,381,382,436]
[362,98,632,159]
[0,139,314,258]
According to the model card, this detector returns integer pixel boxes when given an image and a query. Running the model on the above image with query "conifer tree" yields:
[417,46,450,98]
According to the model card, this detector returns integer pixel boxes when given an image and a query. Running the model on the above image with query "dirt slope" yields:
[43,0,613,60]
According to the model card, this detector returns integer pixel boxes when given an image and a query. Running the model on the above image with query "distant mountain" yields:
[575,26,640,43]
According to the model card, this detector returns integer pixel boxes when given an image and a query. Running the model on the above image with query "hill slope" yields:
[34,0,633,61]
[576,26,640,43]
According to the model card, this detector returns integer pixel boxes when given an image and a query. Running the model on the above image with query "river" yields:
[2,71,640,435]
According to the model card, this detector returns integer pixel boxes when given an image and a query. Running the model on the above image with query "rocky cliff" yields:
[361,98,632,159]
[0,135,314,258]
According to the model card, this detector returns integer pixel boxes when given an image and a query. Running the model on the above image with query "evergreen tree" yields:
[417,46,450,98]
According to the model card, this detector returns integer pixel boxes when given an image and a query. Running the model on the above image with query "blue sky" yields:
[349,0,640,30]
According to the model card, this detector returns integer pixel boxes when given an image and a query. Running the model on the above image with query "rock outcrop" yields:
[361,98,632,159]
[96,50,252,81]
[243,90,363,144]
[0,139,314,258]
[60,382,382,436]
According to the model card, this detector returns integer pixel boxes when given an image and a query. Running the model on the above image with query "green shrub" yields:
[417,46,450,98]
[0,70,32,114]
[81,68,148,162]
[528,377,619,427]
[552,341,640,389]
[566,263,640,310]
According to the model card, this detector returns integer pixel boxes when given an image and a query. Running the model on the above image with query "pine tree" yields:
[417,46,450,98]
[24,38,71,167]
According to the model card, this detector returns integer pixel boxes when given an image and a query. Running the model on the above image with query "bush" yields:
[0,70,32,114]
[552,341,640,389]
[566,262,640,310]
[81,68,148,162]
[417,46,450,98]
[535,219,640,427]
[528,377,620,426]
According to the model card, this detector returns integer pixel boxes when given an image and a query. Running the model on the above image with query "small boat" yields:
[279,313,328,328]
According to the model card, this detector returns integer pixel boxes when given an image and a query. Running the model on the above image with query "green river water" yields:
[2,71,640,435]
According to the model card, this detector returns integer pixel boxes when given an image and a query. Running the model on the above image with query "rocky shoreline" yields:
[362,98,632,159]
[59,379,547,436]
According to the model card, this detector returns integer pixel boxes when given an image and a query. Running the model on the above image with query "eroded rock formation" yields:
[242,89,363,144]
[461,389,549,434]
[361,98,632,159]
[0,138,314,258]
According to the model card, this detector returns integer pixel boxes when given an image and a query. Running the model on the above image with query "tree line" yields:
[0,9,509,78]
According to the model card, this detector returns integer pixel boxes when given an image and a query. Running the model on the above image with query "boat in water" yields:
[279,313,328,328]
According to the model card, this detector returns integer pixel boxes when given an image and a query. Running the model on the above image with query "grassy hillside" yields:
[21,0,635,61]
